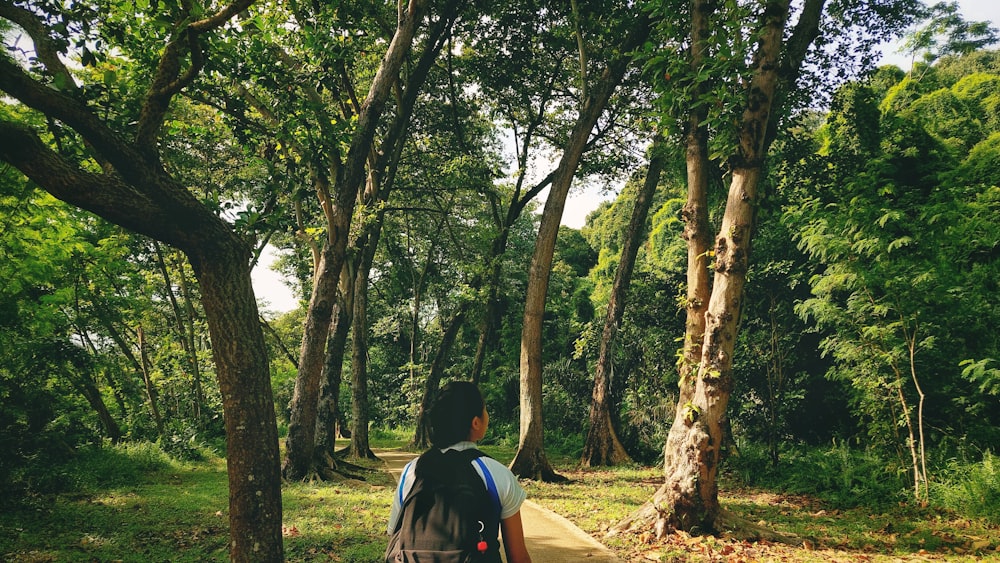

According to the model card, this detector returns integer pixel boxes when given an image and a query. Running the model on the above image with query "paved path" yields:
[378,449,623,563]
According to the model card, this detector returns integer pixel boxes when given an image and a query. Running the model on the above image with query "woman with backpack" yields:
[386,381,532,563]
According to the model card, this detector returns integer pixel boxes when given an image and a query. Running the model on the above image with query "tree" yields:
[787,58,1000,500]
[612,0,919,539]
[511,0,652,482]
[581,135,667,467]
[901,1,999,66]
[270,0,450,479]
[0,1,284,559]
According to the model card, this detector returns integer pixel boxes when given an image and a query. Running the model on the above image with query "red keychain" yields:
[477,521,488,553]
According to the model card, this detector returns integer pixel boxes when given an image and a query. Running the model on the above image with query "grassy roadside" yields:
[504,448,1000,562]
[0,442,396,563]
[2,437,999,562]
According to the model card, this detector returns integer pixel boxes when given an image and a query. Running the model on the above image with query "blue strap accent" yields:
[398,459,415,505]
[473,457,501,518]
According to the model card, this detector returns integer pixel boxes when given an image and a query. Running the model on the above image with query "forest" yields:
[1,0,999,561]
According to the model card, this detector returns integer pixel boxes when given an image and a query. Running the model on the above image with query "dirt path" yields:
[378,449,623,563]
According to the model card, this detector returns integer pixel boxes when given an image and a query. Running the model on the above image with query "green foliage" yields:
[930,451,1000,524]
[2,441,175,510]
[784,52,1000,465]
[901,1,1000,64]
[957,133,1000,185]
[727,440,909,509]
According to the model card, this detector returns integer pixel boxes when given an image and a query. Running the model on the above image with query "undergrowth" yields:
[3,434,999,562]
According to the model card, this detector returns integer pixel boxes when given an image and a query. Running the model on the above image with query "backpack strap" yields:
[397,458,416,506]
[472,455,501,519]
[403,447,502,519]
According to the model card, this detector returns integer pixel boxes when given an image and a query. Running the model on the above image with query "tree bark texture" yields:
[348,254,376,459]
[0,3,286,557]
[581,134,666,468]
[187,240,284,563]
[315,297,352,457]
[650,0,791,535]
[284,242,340,479]
[282,0,429,478]
[511,15,651,481]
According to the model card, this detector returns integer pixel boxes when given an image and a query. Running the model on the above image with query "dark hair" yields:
[428,381,485,449]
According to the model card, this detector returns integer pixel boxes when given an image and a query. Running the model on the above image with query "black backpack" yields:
[385,448,502,563]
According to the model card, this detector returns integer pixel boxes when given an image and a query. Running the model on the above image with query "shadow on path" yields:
[376,448,623,563]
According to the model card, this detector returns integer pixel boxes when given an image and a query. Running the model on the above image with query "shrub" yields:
[158,420,210,462]
[725,440,909,509]
[930,450,1000,524]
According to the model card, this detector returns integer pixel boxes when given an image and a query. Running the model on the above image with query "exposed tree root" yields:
[509,448,568,483]
[608,503,803,546]
[715,509,803,545]
[284,450,374,483]
[513,465,568,483]
[607,500,658,538]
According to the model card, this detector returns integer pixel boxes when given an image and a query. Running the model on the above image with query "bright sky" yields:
[252,1,1000,314]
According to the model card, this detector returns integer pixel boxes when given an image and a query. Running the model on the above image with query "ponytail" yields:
[427,381,485,449]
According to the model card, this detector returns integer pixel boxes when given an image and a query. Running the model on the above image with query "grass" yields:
[2,436,999,562]
[0,442,395,562]
[514,447,1000,562]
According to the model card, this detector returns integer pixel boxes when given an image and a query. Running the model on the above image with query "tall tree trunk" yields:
[511,16,651,482]
[470,231,510,383]
[282,0,429,479]
[469,153,556,383]
[72,371,123,444]
[581,134,666,468]
[72,298,125,443]
[616,0,797,537]
[175,254,205,421]
[187,241,284,563]
[136,324,165,437]
[284,241,341,479]
[152,242,205,421]
[315,295,352,458]
[413,307,468,448]
[348,248,377,460]
[764,296,788,466]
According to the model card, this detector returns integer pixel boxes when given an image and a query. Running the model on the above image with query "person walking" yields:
[387,381,532,563]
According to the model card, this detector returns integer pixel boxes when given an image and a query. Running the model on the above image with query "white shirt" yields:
[387,441,527,534]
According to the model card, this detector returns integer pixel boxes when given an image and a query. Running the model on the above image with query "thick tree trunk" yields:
[511,16,651,482]
[315,297,352,457]
[618,0,793,537]
[581,135,666,468]
[187,242,283,563]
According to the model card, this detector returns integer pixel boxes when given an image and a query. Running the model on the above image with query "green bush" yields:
[725,440,909,509]
[74,441,174,488]
[158,420,210,461]
[930,450,1000,524]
